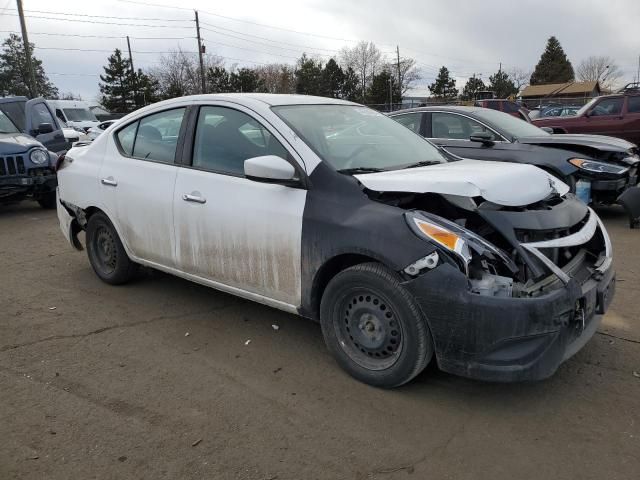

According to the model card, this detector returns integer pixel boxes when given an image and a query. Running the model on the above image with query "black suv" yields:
[0,105,58,209]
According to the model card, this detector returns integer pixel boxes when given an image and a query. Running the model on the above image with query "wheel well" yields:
[551,127,568,134]
[310,253,381,320]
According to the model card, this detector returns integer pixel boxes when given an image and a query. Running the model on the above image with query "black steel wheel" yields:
[320,262,433,388]
[86,212,137,285]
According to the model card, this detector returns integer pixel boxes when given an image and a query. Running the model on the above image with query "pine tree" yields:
[207,66,231,93]
[461,76,486,101]
[0,34,58,98]
[530,36,574,85]
[99,49,135,113]
[229,68,263,93]
[295,54,324,96]
[428,66,458,100]
[367,69,401,107]
[322,58,345,98]
[133,70,160,108]
[488,70,517,98]
[341,67,361,101]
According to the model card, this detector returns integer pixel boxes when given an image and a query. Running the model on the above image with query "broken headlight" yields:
[569,158,629,175]
[405,211,517,276]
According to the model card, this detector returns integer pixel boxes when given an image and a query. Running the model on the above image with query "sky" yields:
[1,0,639,102]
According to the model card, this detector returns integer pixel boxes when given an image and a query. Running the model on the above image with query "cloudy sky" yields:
[1,0,638,101]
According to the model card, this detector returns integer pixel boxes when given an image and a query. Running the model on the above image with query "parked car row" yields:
[56,93,621,388]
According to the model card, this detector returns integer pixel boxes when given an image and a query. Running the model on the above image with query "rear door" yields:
[25,99,67,153]
[623,95,640,145]
[391,112,425,135]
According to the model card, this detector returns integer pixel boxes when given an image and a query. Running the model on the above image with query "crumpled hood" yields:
[354,159,569,207]
[0,133,42,154]
[518,134,636,153]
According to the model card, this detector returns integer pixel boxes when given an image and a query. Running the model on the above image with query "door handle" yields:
[101,177,118,187]
[182,193,206,204]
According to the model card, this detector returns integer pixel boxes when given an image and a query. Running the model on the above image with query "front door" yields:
[581,96,626,138]
[173,103,307,307]
[99,107,186,268]
[25,99,67,153]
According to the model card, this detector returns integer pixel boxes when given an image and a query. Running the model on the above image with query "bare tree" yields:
[255,63,296,93]
[508,67,531,92]
[576,56,622,91]
[391,57,421,94]
[149,49,223,98]
[340,41,383,99]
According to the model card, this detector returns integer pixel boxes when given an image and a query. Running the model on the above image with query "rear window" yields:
[628,96,640,113]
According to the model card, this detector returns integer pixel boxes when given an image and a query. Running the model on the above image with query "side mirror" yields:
[36,123,54,134]
[244,155,298,185]
[469,131,495,146]
[540,127,554,134]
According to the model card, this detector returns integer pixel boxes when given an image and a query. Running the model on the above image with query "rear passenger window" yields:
[192,106,289,176]
[628,96,640,113]
[132,108,185,163]
[393,113,423,134]
[116,122,137,156]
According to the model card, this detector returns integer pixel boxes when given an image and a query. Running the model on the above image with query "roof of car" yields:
[176,93,358,107]
[390,105,484,115]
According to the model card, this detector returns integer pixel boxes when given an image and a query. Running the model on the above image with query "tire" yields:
[37,191,56,209]
[320,262,433,388]
[86,212,137,285]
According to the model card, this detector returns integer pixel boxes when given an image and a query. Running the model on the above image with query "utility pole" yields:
[16,0,37,97]
[126,36,139,108]
[195,10,206,94]
[636,55,640,84]
[396,45,401,100]
[388,77,393,112]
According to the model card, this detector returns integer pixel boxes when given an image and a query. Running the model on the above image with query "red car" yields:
[533,89,640,145]
[474,99,530,121]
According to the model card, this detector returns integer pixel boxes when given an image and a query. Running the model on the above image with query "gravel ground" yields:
[1,202,639,480]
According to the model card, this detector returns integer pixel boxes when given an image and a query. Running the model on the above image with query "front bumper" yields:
[0,173,57,196]
[404,263,614,382]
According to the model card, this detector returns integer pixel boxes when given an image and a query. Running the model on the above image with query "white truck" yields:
[47,100,100,132]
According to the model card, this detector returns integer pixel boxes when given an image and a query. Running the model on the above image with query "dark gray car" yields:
[389,106,639,207]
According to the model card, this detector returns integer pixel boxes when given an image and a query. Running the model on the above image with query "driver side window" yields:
[431,113,496,140]
[590,97,623,116]
[192,106,289,176]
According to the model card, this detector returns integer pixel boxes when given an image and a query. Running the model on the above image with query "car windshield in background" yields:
[273,104,446,172]
[0,110,20,134]
[63,108,98,122]
[474,109,549,140]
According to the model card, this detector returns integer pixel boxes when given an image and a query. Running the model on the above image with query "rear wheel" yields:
[320,262,433,388]
[86,212,137,285]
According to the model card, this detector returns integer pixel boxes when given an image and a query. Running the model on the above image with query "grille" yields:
[0,156,26,176]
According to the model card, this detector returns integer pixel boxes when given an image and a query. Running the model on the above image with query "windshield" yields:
[63,108,98,122]
[576,98,598,116]
[474,109,549,140]
[0,110,20,134]
[272,104,446,171]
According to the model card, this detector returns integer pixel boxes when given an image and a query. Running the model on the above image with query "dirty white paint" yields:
[173,168,306,306]
[355,159,570,207]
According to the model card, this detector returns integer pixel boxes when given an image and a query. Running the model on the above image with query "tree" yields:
[99,49,135,113]
[0,34,58,98]
[295,54,324,96]
[340,41,383,101]
[255,63,296,93]
[149,49,223,99]
[229,67,263,93]
[488,70,517,98]
[393,57,421,95]
[134,70,160,107]
[341,66,361,101]
[530,36,574,85]
[207,66,231,93]
[461,76,485,101]
[367,69,401,108]
[576,56,622,91]
[508,67,531,92]
[428,66,458,100]
[322,58,344,98]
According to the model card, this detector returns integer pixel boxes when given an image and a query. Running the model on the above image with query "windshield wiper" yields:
[397,160,442,170]
[337,167,385,174]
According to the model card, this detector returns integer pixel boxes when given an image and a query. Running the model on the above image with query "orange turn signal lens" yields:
[414,220,461,251]
[568,158,586,168]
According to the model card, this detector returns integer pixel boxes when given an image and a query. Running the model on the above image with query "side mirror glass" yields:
[244,155,297,184]
[36,123,54,134]
[469,131,495,145]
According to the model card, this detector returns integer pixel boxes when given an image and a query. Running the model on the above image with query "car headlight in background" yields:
[569,158,629,175]
[29,148,49,165]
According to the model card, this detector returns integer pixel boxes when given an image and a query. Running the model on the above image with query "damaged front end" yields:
[368,187,615,382]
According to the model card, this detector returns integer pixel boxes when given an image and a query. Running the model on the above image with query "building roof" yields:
[520,81,600,98]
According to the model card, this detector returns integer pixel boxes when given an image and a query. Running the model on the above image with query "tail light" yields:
[55,154,66,172]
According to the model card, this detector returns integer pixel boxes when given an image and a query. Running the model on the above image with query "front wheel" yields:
[320,262,433,388]
[86,212,137,285]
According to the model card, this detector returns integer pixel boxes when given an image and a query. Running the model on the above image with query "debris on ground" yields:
[273,367,282,374]
[245,339,251,346]
[633,371,640,378]
[184,332,190,337]
[48,307,56,311]
[271,324,280,331]
[191,438,202,447]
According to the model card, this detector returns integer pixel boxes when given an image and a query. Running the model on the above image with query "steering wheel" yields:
[341,145,378,169]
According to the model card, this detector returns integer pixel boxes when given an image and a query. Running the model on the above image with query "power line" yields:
[0,29,193,40]
[0,6,193,22]
[2,12,194,28]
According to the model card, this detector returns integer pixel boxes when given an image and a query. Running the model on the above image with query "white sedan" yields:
[56,94,614,387]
